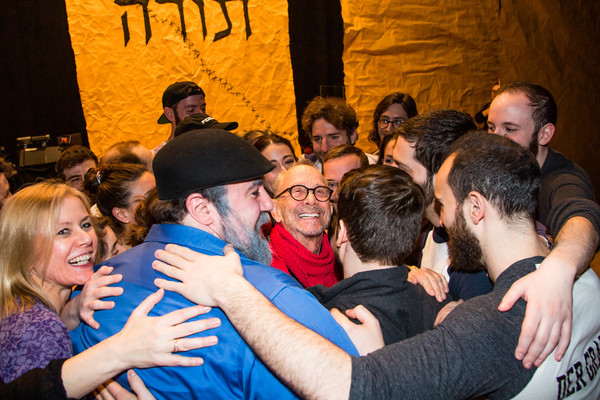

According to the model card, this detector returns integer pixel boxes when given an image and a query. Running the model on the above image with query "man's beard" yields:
[447,208,485,273]
[422,175,435,207]
[528,130,539,157]
[222,211,272,265]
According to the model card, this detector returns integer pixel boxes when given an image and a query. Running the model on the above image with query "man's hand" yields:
[407,267,449,302]
[153,244,243,307]
[61,266,124,330]
[499,255,575,369]
[95,371,156,400]
[434,300,463,327]
[331,305,385,355]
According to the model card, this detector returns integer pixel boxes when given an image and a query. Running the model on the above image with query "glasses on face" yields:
[378,117,406,130]
[275,184,333,202]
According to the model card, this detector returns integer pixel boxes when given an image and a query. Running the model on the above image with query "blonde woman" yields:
[0,182,219,394]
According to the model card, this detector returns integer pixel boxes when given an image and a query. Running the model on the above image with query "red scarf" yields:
[269,223,338,288]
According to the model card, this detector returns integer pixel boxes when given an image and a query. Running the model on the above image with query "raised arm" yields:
[153,244,352,400]
[499,216,599,368]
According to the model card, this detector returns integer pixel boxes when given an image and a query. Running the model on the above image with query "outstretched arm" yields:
[499,216,599,368]
[153,244,352,400]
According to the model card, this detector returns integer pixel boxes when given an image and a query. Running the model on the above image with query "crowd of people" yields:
[0,80,599,399]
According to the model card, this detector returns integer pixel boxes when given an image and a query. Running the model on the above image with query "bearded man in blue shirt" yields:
[71,129,357,399]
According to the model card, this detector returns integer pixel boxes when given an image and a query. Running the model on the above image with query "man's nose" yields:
[260,187,274,212]
[321,139,331,155]
[304,190,317,204]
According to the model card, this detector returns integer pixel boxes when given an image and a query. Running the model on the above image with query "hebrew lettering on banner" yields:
[115,0,151,46]
[115,0,251,45]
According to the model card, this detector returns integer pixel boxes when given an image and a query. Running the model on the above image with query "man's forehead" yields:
[64,159,96,175]
[393,136,416,156]
[324,154,361,172]
[284,165,325,186]
[312,118,345,135]
[392,136,419,168]
[492,91,532,114]
[228,178,262,192]
[177,94,205,107]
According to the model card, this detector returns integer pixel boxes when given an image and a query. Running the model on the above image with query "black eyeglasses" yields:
[275,184,332,202]
[378,117,406,130]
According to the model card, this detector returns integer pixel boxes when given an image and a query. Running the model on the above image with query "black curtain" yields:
[287,0,345,151]
[0,0,88,167]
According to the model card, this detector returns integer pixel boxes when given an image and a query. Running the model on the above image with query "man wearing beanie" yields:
[71,129,358,399]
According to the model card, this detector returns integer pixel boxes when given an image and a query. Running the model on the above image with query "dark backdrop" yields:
[0,0,88,169]
[0,1,598,200]
[287,0,345,150]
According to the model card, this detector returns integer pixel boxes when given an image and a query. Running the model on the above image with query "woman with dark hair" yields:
[369,92,418,148]
[94,216,127,264]
[376,131,401,167]
[246,131,297,197]
[84,162,155,243]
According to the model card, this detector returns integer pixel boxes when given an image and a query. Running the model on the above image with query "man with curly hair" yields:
[301,96,375,170]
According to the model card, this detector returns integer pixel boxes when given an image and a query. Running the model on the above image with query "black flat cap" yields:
[153,129,274,200]
[174,113,238,138]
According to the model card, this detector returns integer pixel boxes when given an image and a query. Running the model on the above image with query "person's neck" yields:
[33,276,71,313]
[536,146,548,169]
[293,232,323,255]
[482,220,550,282]
[181,215,219,238]
[168,125,175,142]
[341,243,394,279]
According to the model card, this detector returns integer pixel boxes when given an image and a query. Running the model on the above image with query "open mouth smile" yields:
[68,253,93,266]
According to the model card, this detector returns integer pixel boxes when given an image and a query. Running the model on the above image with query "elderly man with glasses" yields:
[269,163,338,288]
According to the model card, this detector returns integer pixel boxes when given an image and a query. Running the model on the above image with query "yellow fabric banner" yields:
[65,0,297,156]
[341,0,500,152]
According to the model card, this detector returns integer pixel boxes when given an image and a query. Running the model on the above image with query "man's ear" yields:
[185,193,214,225]
[336,219,349,247]
[466,191,486,225]
[349,129,358,145]
[163,107,176,124]
[271,200,283,223]
[112,207,132,225]
[538,123,555,146]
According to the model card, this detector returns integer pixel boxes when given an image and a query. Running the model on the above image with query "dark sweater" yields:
[308,266,446,345]
[538,148,600,244]
[0,359,72,400]
[350,257,543,400]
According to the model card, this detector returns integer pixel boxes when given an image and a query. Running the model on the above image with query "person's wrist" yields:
[541,251,577,282]
[214,274,251,310]
[104,331,134,372]
[61,297,79,325]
